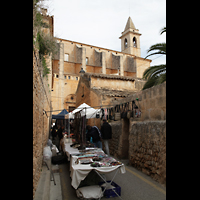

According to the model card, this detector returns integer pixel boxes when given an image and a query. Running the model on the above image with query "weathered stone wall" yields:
[33,50,52,198]
[111,53,120,70]
[76,44,82,63]
[109,121,122,157]
[94,49,102,67]
[126,56,136,72]
[114,81,166,121]
[129,120,166,185]
[108,82,166,185]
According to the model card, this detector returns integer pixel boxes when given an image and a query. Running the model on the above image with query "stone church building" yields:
[51,16,151,114]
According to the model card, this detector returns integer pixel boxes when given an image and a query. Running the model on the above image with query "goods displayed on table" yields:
[72,148,123,168]
[63,141,125,199]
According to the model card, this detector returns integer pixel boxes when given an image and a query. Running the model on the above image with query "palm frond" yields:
[147,43,166,53]
[142,26,166,90]
[160,27,166,35]
[145,43,166,59]
[143,65,166,80]
[142,65,166,90]
[155,73,166,85]
[142,76,159,90]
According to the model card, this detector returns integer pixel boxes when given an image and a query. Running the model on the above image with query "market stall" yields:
[66,103,102,119]
[61,103,125,199]
[52,109,70,133]
[61,139,125,199]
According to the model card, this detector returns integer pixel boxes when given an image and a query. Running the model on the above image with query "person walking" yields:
[57,125,64,151]
[86,125,102,149]
[101,119,112,156]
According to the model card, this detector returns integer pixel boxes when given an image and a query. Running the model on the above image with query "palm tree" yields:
[142,27,166,90]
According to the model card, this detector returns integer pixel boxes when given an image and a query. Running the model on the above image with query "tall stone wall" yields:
[33,50,52,198]
[129,120,166,184]
[109,121,122,157]
[108,82,166,185]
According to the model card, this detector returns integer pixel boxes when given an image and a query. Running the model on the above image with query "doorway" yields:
[121,118,130,159]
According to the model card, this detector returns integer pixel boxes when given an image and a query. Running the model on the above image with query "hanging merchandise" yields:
[127,100,135,119]
[100,108,104,120]
[109,107,114,120]
[104,108,108,120]
[114,105,121,121]
[134,104,141,118]
[96,110,100,118]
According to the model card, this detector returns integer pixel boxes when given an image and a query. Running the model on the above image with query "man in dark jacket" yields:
[86,125,102,149]
[101,119,112,156]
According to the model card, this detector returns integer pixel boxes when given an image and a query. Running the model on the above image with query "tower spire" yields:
[124,17,136,31]
[119,17,141,56]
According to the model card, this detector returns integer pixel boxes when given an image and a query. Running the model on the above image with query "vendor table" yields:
[62,141,126,199]
[63,142,79,161]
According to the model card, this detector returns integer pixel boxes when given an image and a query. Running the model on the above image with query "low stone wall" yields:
[129,120,166,185]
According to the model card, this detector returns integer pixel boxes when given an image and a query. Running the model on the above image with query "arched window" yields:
[124,38,128,49]
[133,37,137,47]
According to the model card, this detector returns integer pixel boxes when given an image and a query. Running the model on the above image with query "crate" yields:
[99,181,121,198]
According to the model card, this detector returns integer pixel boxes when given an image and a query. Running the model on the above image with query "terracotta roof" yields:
[85,72,137,81]
[92,87,139,97]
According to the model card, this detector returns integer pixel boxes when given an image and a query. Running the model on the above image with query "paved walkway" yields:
[58,158,166,200]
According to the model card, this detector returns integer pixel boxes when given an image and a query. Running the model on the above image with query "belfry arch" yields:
[124,38,128,49]
[133,37,137,47]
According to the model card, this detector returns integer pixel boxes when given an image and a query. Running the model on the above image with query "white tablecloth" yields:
[63,142,126,189]
[63,142,80,161]
[70,155,126,189]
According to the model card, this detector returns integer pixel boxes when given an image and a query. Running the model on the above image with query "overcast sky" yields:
[41,0,166,67]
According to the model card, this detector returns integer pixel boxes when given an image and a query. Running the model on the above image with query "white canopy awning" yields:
[67,103,101,119]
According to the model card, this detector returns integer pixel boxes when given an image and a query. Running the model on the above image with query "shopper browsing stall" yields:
[101,119,112,156]
[86,125,102,149]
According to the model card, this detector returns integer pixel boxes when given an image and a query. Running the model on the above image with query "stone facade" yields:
[108,120,166,185]
[129,120,166,184]
[33,9,53,197]
[109,121,122,157]
[75,72,145,128]
[107,82,166,185]
[51,16,151,114]
[114,81,166,121]
[33,51,52,198]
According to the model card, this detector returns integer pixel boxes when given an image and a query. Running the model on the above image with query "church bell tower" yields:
[119,17,141,57]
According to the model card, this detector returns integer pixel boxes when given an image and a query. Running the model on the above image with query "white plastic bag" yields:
[76,185,103,199]
[51,145,59,156]
[47,139,53,148]
[43,146,52,160]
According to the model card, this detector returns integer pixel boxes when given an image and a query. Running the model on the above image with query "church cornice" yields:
[54,37,151,62]
[119,30,142,39]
